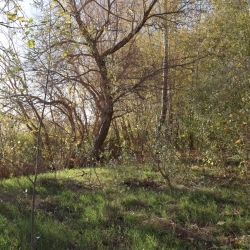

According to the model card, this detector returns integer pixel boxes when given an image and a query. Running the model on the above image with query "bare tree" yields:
[24,0,160,164]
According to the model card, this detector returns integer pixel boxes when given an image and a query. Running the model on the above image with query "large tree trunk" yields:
[88,99,114,162]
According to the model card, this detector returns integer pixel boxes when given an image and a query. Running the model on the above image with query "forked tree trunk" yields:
[67,0,159,166]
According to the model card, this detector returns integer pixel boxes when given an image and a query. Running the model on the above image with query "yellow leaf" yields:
[62,51,68,58]
[6,12,17,21]
[235,139,241,144]
[17,16,25,22]
[66,16,71,24]
[217,221,226,226]
[59,11,66,17]
[27,40,35,48]
[27,17,33,23]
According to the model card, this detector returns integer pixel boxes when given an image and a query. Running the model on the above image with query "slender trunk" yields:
[154,0,173,190]
[160,24,169,127]
[157,3,169,136]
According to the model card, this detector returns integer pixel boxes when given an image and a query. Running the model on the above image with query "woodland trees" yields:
[186,0,250,168]
[0,0,250,177]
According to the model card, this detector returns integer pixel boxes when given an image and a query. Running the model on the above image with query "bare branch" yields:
[102,0,158,57]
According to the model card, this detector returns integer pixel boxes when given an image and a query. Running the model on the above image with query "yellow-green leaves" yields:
[6,12,17,21]
[23,17,35,48]
[27,17,33,24]
[66,15,71,24]
[27,40,35,48]
[17,17,25,22]
[235,139,241,144]
[217,221,226,226]
[62,51,68,58]
[6,9,26,22]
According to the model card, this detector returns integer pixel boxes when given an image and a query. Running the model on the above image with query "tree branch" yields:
[102,0,158,57]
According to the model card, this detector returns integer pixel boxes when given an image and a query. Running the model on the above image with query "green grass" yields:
[0,164,250,249]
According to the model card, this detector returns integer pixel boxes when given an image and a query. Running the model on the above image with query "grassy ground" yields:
[0,163,250,250]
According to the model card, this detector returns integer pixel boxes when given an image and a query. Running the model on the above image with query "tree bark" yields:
[157,7,168,136]
[157,0,172,138]
[88,98,114,162]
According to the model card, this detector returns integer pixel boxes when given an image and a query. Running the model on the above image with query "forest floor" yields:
[0,163,250,249]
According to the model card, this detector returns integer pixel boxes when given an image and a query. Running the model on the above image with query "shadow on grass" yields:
[38,177,104,195]
[122,176,248,208]
[0,174,249,249]
[172,185,250,213]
